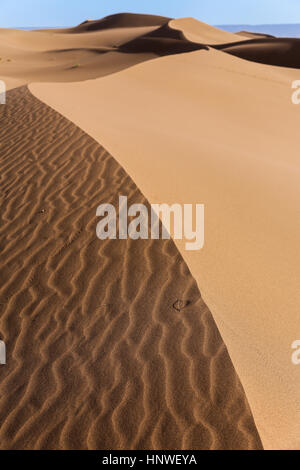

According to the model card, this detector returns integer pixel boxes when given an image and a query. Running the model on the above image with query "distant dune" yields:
[2,13,300,92]
[215,38,300,69]
[70,13,171,32]
[236,31,276,39]
[170,17,246,44]
[119,24,208,56]
[0,85,262,451]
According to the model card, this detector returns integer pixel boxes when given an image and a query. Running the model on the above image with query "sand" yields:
[1,12,299,450]
[170,17,246,44]
[236,31,276,39]
[0,13,247,87]
[215,37,300,69]
[0,86,261,450]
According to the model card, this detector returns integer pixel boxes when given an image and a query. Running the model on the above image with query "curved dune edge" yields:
[236,31,276,39]
[169,17,246,44]
[0,86,262,450]
[52,12,171,33]
[215,38,300,69]
[30,46,300,450]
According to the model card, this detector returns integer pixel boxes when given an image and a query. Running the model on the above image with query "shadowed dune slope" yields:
[170,17,246,44]
[0,14,249,88]
[215,38,300,68]
[0,86,262,450]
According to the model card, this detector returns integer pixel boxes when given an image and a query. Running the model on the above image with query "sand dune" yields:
[236,31,276,39]
[0,86,262,450]
[0,26,157,83]
[68,13,171,33]
[31,39,300,449]
[3,13,295,90]
[1,11,299,450]
[0,14,247,87]
[0,14,175,85]
[170,17,246,44]
[215,38,300,68]
[119,24,208,56]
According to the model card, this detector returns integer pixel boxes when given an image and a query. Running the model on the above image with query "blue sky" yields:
[1,0,300,27]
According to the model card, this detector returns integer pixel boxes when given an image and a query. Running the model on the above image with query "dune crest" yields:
[170,17,246,44]
[236,31,276,39]
[215,38,300,69]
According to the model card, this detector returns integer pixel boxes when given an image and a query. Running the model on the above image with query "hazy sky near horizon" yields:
[0,0,300,27]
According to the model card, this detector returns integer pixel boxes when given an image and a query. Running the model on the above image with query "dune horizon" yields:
[1,11,299,451]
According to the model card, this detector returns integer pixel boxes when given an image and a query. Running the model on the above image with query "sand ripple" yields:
[0,87,262,450]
